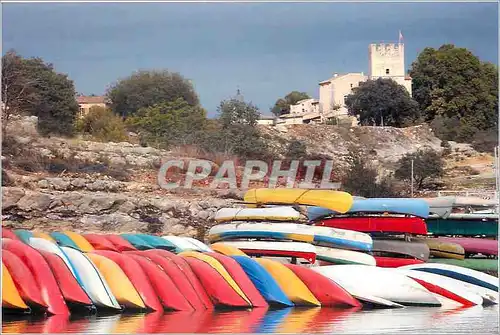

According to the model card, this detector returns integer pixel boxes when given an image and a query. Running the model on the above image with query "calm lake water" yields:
[3,306,499,334]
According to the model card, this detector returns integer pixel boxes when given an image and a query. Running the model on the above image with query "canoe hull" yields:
[317,217,428,235]
[372,239,430,261]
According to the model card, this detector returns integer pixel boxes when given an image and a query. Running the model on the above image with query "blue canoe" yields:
[307,198,430,221]
[232,255,293,307]
[120,234,155,250]
[14,229,33,243]
[132,234,177,251]
[50,232,82,250]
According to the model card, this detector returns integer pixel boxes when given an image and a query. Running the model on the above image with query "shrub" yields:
[76,106,128,142]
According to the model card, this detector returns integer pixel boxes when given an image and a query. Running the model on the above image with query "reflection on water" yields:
[3,305,499,334]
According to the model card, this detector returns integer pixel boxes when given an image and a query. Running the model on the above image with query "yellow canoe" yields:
[179,251,251,305]
[63,231,95,252]
[32,232,56,242]
[422,239,465,260]
[2,263,28,310]
[86,254,145,309]
[244,189,353,213]
[210,243,248,257]
[255,258,320,306]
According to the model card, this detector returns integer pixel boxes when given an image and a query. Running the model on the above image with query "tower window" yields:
[350,83,353,88]
[385,69,390,75]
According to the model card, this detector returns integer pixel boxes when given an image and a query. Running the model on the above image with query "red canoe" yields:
[126,254,193,311]
[317,216,428,235]
[91,250,162,311]
[129,250,209,310]
[83,234,120,252]
[2,228,20,241]
[437,237,498,256]
[2,249,47,310]
[102,235,137,252]
[284,264,361,307]
[140,249,214,309]
[374,256,424,268]
[38,250,93,309]
[2,239,69,315]
[183,257,251,308]
[207,252,268,308]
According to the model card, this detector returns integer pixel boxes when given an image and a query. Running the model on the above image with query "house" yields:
[319,72,368,117]
[289,98,320,115]
[76,95,107,117]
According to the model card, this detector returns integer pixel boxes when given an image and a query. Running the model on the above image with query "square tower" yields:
[368,43,405,78]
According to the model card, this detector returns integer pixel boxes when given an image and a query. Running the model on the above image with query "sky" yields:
[3,1,498,117]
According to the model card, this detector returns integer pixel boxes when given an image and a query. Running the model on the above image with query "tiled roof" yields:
[77,96,106,104]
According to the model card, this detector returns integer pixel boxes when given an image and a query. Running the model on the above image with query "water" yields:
[3,306,499,334]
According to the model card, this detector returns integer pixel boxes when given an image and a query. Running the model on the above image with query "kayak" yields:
[32,232,56,243]
[120,234,155,250]
[232,255,292,307]
[313,265,441,307]
[210,243,248,256]
[397,269,484,307]
[419,238,465,260]
[206,252,269,307]
[183,256,250,308]
[2,249,47,310]
[127,253,194,311]
[317,216,428,235]
[179,251,252,306]
[215,206,302,223]
[50,232,81,250]
[182,237,213,252]
[255,258,321,306]
[436,237,498,256]
[133,250,209,310]
[2,227,20,241]
[243,188,353,213]
[14,229,33,243]
[62,231,95,252]
[315,245,376,266]
[2,263,29,311]
[374,256,424,268]
[102,235,137,252]
[61,246,121,311]
[162,236,202,252]
[91,250,163,311]
[132,234,177,251]
[372,239,430,261]
[38,250,93,310]
[86,253,145,310]
[83,234,120,252]
[428,258,498,272]
[307,198,430,220]
[217,240,317,264]
[2,239,69,315]
[208,222,372,252]
[284,263,361,307]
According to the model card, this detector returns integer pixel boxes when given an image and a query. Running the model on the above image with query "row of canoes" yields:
[2,228,499,316]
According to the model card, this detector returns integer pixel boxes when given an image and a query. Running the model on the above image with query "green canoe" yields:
[429,258,498,272]
[425,218,498,237]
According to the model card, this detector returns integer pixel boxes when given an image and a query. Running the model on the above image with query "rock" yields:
[38,180,50,189]
[16,191,52,212]
[109,156,127,166]
[71,178,87,188]
[196,210,210,220]
[47,178,71,191]
[2,187,25,209]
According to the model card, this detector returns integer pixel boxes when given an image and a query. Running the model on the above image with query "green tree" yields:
[342,150,400,197]
[75,106,128,142]
[345,78,421,127]
[394,148,445,190]
[409,44,498,142]
[218,98,260,128]
[2,50,79,136]
[126,98,207,148]
[107,70,199,117]
[271,91,311,116]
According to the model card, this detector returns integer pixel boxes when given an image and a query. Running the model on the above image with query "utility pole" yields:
[410,159,414,198]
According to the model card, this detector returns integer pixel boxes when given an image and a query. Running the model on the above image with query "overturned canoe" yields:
[374,256,424,268]
[2,228,20,241]
[162,236,203,252]
[50,232,82,250]
[83,234,120,252]
[317,216,428,235]
[120,234,155,250]
[244,188,353,213]
[215,206,302,223]
[372,239,430,261]
[425,218,498,236]
[102,235,138,252]
[315,245,376,266]
[32,232,56,243]
[419,238,465,260]
[2,262,29,311]
[14,229,33,243]
[436,237,498,257]
[133,234,177,251]
[211,243,248,256]
[421,196,455,218]
[182,237,213,252]
[428,258,498,272]
[62,231,95,252]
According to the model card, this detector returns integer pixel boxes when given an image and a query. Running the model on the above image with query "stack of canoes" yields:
[3,226,498,316]
[420,196,499,273]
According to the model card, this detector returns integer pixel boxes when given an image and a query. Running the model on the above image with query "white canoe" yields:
[181,237,213,252]
[216,240,317,264]
[315,245,376,266]
[421,196,455,218]
[27,237,79,279]
[313,265,441,307]
[396,269,484,306]
[215,206,301,223]
[61,246,121,310]
[162,236,204,251]
[208,222,373,252]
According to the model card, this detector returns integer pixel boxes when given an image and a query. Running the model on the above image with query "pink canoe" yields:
[437,237,498,256]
